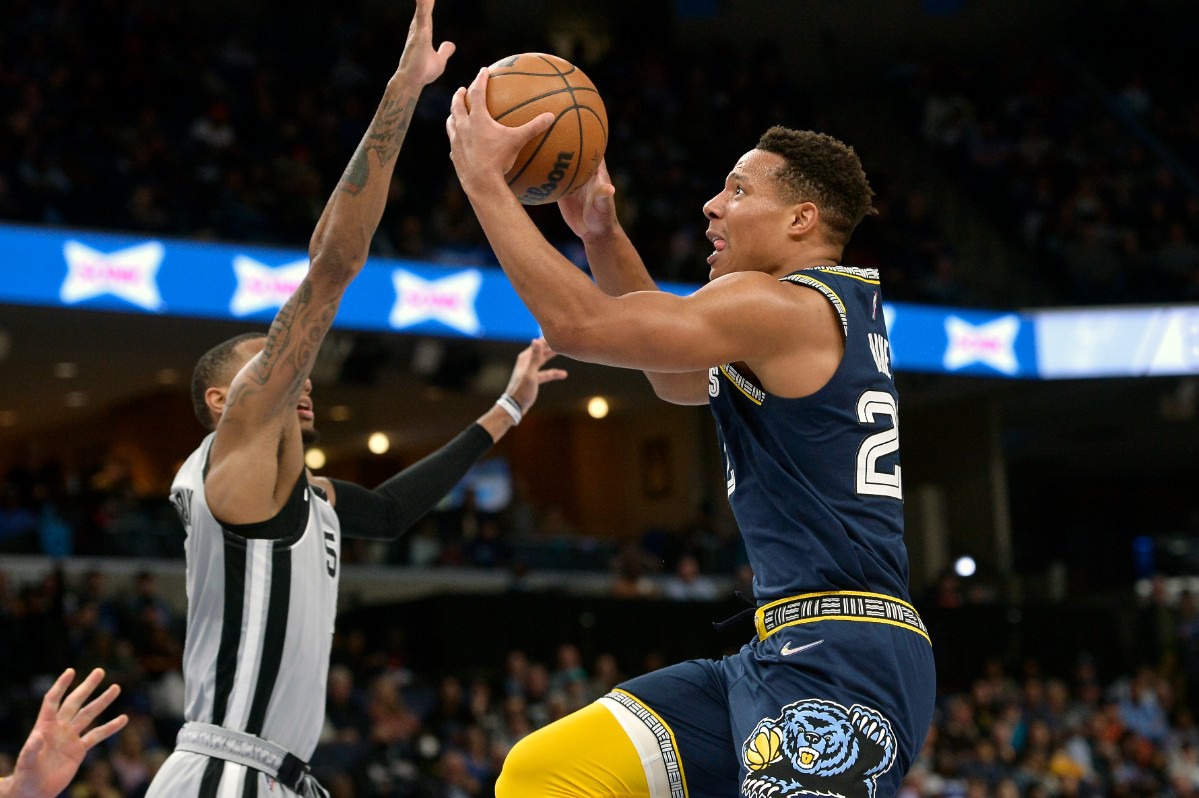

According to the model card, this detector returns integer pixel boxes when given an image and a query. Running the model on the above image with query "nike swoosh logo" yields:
[780,639,824,657]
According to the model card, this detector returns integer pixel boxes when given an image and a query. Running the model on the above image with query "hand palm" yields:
[505,338,567,410]
[4,669,128,798]
[13,725,85,797]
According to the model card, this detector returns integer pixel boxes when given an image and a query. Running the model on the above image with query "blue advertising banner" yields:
[4,222,1196,379]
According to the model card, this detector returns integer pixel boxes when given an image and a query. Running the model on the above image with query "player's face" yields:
[232,337,318,442]
[702,149,796,280]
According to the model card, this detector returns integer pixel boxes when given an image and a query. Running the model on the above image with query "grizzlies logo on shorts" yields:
[741,698,897,798]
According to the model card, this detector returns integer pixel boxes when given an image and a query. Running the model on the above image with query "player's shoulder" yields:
[701,269,821,301]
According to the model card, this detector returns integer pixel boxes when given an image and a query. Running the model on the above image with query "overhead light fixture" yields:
[305,448,327,470]
[65,391,87,408]
[54,362,79,379]
[368,432,390,455]
[587,396,610,419]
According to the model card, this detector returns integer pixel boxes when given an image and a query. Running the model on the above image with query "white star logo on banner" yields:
[389,269,482,335]
[944,314,1021,374]
[60,240,165,311]
[230,256,310,316]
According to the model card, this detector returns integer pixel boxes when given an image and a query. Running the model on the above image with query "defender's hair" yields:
[755,126,876,246]
[190,332,265,430]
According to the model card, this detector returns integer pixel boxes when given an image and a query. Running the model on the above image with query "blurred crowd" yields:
[5,565,1199,797]
[886,12,1199,306]
[3,0,974,308]
[3,1,1199,795]
[3,3,1193,312]
[0,453,747,593]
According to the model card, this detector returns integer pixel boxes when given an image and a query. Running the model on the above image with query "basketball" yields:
[483,53,608,205]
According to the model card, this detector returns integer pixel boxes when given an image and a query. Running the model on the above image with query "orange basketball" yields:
[484,53,608,205]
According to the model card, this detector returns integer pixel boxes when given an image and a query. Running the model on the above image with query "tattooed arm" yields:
[205,0,455,524]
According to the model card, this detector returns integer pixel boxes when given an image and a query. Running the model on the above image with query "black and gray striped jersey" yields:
[168,433,340,761]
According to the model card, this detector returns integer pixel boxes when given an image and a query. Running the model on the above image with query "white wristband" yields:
[496,393,523,425]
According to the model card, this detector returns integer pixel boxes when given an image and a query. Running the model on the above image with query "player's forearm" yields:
[462,183,609,355]
[308,75,425,281]
[584,226,660,297]
[332,423,493,539]
[581,228,705,398]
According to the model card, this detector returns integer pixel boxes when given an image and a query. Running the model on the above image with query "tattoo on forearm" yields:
[225,280,336,416]
[336,92,417,195]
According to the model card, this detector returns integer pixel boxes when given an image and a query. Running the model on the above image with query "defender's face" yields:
[702,149,795,280]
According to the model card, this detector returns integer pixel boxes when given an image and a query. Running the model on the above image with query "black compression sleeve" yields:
[331,423,493,539]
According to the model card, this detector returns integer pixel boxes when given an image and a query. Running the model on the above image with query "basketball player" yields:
[144,4,565,796]
[447,71,936,798]
[0,668,128,798]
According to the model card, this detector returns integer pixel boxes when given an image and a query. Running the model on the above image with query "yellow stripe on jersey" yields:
[781,274,848,337]
[718,364,765,406]
[812,265,882,285]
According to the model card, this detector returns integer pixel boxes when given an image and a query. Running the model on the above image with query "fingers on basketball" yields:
[485,53,608,205]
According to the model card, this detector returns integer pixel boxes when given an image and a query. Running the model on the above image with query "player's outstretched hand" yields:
[0,669,129,798]
[395,0,455,87]
[446,68,555,195]
[559,159,618,242]
[503,337,568,415]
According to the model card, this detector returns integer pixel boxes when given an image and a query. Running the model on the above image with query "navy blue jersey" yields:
[708,265,908,602]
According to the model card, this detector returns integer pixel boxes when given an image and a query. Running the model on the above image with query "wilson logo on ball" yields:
[520,151,576,204]
[484,53,607,205]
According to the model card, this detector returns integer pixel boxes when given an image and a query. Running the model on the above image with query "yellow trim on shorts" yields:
[755,589,932,645]
[610,688,690,798]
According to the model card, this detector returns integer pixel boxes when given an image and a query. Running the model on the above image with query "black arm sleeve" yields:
[331,423,494,540]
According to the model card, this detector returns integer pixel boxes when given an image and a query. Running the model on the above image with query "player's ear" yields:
[789,201,820,238]
[205,385,228,420]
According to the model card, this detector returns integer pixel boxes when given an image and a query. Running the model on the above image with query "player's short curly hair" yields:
[755,126,876,247]
[190,332,265,430]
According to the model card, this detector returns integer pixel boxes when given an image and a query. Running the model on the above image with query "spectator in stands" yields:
[609,544,659,599]
[323,665,371,745]
[661,553,721,601]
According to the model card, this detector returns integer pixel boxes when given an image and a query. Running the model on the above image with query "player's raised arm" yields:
[559,162,711,405]
[205,0,455,524]
[447,70,802,381]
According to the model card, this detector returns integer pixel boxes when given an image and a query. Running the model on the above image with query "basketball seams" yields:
[487,52,607,204]
[488,80,600,120]
[533,53,577,79]
[491,87,598,122]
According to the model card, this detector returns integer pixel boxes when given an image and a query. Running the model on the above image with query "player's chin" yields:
[301,425,320,446]
[705,251,726,281]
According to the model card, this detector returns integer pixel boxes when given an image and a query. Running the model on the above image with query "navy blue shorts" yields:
[614,597,935,798]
